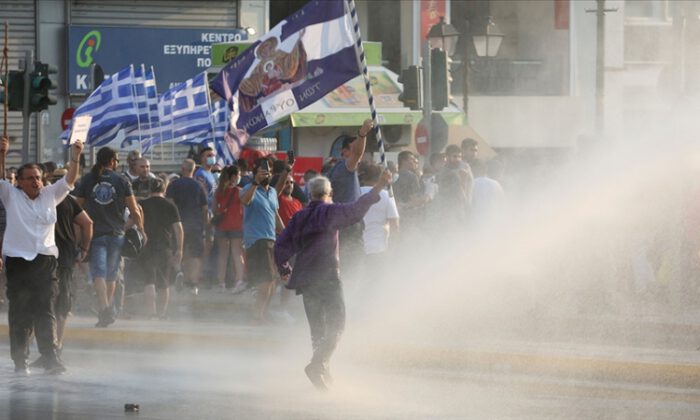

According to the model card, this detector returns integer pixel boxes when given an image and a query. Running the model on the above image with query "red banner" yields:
[420,0,447,55]
[554,0,569,30]
[274,153,323,185]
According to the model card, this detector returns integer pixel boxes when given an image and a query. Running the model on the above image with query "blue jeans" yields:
[90,234,125,281]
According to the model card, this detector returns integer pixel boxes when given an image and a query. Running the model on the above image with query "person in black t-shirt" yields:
[30,192,93,369]
[135,178,183,319]
[75,147,145,328]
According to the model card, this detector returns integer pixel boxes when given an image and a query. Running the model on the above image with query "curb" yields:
[360,344,700,389]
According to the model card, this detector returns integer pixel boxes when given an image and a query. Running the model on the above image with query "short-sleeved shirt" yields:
[278,193,303,227]
[393,170,422,204]
[132,177,160,200]
[140,196,180,255]
[360,186,399,255]
[74,170,132,237]
[166,177,207,233]
[55,195,84,267]
[194,167,216,211]
[329,158,360,203]
[215,186,243,232]
[240,184,279,248]
[0,177,73,259]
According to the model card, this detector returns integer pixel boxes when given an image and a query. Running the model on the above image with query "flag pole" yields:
[128,64,143,153]
[3,21,9,138]
[345,0,385,166]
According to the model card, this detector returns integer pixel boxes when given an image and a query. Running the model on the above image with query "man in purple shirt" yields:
[274,170,391,391]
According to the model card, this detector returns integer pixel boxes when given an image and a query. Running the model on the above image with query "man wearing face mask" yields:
[240,158,284,323]
[195,147,218,214]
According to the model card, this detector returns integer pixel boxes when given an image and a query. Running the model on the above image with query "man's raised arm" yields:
[66,140,84,187]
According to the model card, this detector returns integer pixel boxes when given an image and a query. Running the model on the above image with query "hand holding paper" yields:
[69,115,92,145]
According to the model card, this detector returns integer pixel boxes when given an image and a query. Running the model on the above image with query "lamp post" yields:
[463,15,504,114]
[472,16,504,58]
[424,16,460,154]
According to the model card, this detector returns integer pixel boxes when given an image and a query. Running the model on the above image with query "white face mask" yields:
[206,156,216,166]
[391,173,399,183]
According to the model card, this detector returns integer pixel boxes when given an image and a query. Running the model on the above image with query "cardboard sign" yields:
[69,115,92,145]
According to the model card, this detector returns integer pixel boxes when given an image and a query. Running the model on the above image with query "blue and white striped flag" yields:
[142,88,172,153]
[143,72,211,152]
[171,72,211,139]
[121,64,151,148]
[210,0,359,155]
[179,99,234,165]
[61,65,139,146]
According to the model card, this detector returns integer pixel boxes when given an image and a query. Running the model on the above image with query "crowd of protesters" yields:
[0,117,508,379]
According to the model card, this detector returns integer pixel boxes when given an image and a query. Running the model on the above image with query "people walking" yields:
[75,147,145,327]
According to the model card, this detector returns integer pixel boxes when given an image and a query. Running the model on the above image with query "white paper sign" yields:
[69,115,92,145]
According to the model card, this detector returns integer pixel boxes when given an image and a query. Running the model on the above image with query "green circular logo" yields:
[76,30,101,68]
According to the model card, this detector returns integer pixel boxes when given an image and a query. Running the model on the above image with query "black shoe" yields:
[95,308,115,327]
[28,355,48,369]
[44,358,67,375]
[305,363,329,391]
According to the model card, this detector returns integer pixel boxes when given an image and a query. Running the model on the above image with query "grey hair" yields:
[308,175,332,200]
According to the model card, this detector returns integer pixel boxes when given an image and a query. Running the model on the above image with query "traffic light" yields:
[0,71,26,111]
[398,65,423,111]
[431,48,452,111]
[29,61,58,112]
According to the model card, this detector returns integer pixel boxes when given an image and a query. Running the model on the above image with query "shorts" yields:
[184,229,204,258]
[246,239,275,285]
[90,234,125,280]
[136,250,172,290]
[55,266,73,318]
[215,230,243,239]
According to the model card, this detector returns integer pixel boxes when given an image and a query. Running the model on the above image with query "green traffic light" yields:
[29,61,58,112]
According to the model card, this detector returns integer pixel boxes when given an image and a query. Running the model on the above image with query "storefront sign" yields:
[68,25,248,93]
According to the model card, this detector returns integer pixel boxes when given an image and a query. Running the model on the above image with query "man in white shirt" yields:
[0,135,84,375]
[359,163,399,279]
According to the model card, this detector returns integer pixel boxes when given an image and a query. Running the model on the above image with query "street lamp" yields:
[427,16,461,56]
[472,16,504,58]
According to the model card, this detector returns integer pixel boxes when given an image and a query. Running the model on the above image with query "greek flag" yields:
[121,64,153,148]
[143,72,211,152]
[61,65,139,146]
[210,0,359,154]
[179,99,234,165]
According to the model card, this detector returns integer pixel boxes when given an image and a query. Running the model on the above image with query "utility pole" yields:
[587,0,617,136]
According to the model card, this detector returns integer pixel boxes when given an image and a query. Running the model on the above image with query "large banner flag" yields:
[61,65,139,146]
[211,0,359,146]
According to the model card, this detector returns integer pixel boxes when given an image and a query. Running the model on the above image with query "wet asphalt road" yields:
[2,341,700,420]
